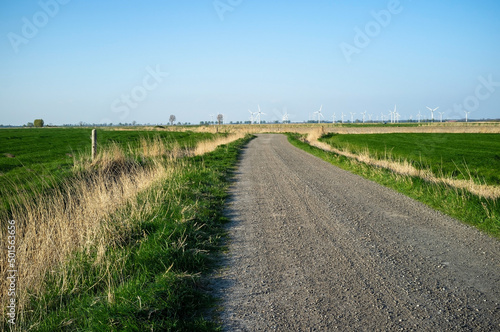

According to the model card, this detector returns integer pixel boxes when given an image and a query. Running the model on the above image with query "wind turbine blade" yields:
[426,107,432,111]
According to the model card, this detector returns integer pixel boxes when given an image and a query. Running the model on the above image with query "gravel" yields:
[211,134,500,331]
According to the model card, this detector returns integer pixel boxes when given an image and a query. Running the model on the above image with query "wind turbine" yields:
[313,105,324,124]
[361,111,367,123]
[341,112,346,123]
[464,110,470,123]
[248,110,255,124]
[350,112,356,123]
[332,112,336,124]
[427,106,439,122]
[417,110,422,123]
[255,105,265,124]
[282,111,289,123]
[438,111,444,123]
[395,112,400,123]
[391,105,397,123]
[368,113,373,123]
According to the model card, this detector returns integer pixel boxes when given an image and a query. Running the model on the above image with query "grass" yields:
[320,133,500,185]
[1,129,249,331]
[287,133,500,238]
[0,128,220,217]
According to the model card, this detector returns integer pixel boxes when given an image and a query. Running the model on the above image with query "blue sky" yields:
[0,0,499,125]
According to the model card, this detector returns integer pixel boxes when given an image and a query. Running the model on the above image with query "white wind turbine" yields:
[255,105,265,124]
[282,111,289,123]
[438,111,444,123]
[391,105,397,123]
[464,110,470,123]
[417,110,422,123]
[350,112,356,123]
[368,113,373,123]
[248,110,255,124]
[341,112,346,123]
[361,111,367,123]
[313,105,324,124]
[427,106,439,122]
[332,112,336,124]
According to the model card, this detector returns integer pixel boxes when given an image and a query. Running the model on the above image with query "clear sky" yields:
[1,0,499,125]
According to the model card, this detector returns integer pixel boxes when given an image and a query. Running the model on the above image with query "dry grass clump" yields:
[305,129,500,200]
[0,133,244,324]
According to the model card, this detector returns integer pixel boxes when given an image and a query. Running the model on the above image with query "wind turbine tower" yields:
[282,111,289,123]
[314,105,324,124]
[464,111,470,123]
[427,106,439,122]
[248,110,255,124]
[256,105,265,124]
[438,111,444,123]
[350,112,356,123]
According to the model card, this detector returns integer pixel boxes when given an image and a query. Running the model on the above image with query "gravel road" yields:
[212,134,500,331]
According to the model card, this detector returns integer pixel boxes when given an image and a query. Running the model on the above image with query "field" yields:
[319,133,500,186]
[0,128,218,215]
[1,124,500,329]
[0,127,247,330]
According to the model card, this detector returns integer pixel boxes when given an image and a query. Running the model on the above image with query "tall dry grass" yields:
[0,133,244,326]
[305,128,500,200]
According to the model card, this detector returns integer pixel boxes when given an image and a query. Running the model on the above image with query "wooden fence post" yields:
[91,129,97,161]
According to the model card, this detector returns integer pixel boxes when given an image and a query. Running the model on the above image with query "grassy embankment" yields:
[1,128,251,331]
[287,132,500,237]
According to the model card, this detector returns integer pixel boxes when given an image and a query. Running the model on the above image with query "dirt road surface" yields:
[213,134,500,331]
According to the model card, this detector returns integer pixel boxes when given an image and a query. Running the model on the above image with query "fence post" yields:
[91,129,97,161]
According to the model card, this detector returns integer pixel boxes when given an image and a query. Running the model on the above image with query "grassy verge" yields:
[4,135,252,331]
[287,133,500,238]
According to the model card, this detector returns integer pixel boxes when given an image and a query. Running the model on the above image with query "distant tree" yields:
[217,114,223,125]
[169,115,176,125]
[27,122,34,127]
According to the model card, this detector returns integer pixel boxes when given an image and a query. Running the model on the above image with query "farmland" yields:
[1,124,500,330]
[319,133,500,186]
[0,127,247,330]
[0,128,218,215]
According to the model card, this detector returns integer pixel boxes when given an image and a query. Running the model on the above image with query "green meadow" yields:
[0,128,217,214]
[320,133,500,185]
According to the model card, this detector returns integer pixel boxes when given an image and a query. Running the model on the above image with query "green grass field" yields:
[0,128,218,215]
[320,133,500,185]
